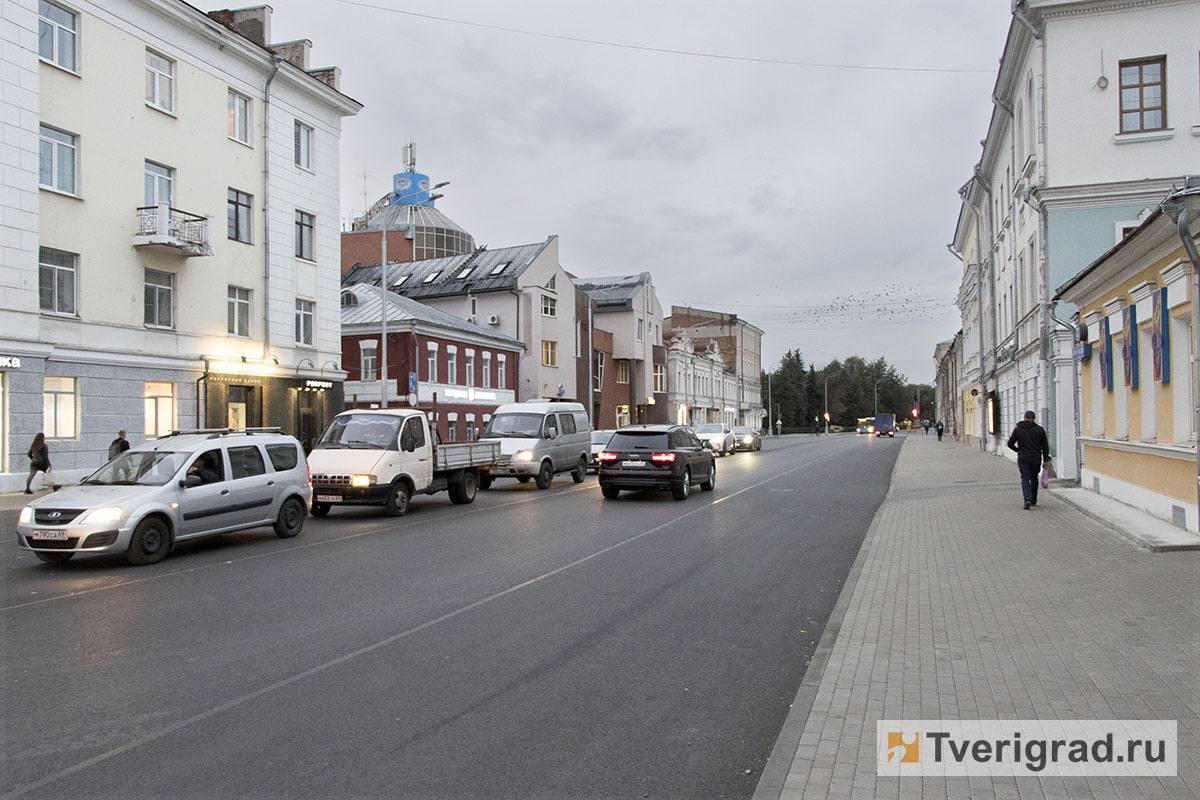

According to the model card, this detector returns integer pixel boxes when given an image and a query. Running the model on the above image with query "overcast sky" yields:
[274,0,1015,383]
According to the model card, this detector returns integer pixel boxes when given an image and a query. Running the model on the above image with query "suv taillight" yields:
[651,453,676,462]
[597,451,618,463]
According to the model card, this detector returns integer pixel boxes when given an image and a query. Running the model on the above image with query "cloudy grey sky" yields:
[273,0,1014,383]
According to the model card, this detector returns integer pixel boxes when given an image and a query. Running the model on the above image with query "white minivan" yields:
[479,400,592,489]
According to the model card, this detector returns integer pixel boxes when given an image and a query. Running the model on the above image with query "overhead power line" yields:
[334,0,994,75]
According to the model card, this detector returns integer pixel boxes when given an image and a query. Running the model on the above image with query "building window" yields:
[295,299,314,345]
[497,355,506,389]
[360,341,377,381]
[654,364,666,394]
[294,121,313,169]
[44,376,76,438]
[575,321,581,358]
[465,351,475,387]
[227,286,250,337]
[1119,57,1166,133]
[489,261,510,276]
[227,189,252,243]
[447,348,458,385]
[427,344,438,383]
[422,270,441,284]
[445,415,457,443]
[144,161,173,208]
[227,90,251,143]
[38,246,76,315]
[594,351,605,391]
[456,266,473,280]
[145,50,174,113]
[144,269,173,328]
[482,352,491,388]
[616,360,630,384]
[637,317,644,342]
[295,211,314,260]
[144,381,174,437]
[38,1,76,71]
[39,125,76,194]
[541,295,557,317]
[542,340,557,368]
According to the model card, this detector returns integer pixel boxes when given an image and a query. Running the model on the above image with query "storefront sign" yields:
[1152,287,1170,383]
[1122,306,1138,388]
[0,356,22,368]
[1072,342,1092,362]
[305,379,334,390]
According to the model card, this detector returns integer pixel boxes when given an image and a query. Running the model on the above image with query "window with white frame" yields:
[227,90,251,144]
[653,364,666,394]
[44,375,76,438]
[38,1,77,72]
[497,355,506,389]
[294,121,313,169]
[1139,325,1155,441]
[541,340,557,368]
[144,269,173,328]
[482,352,491,388]
[447,347,458,385]
[144,161,172,208]
[38,246,76,315]
[39,125,76,194]
[1172,313,1193,443]
[145,50,174,113]
[541,295,557,317]
[295,299,314,345]
[616,360,630,384]
[637,317,644,342]
[446,413,458,442]
[144,381,174,437]
[227,188,252,243]
[427,343,438,383]
[227,285,250,337]
[1112,338,1128,440]
[360,340,377,381]
[295,210,314,260]
[465,351,475,387]
[594,351,605,391]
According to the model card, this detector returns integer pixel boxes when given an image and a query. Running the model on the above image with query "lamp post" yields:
[378,180,449,408]
[824,370,843,435]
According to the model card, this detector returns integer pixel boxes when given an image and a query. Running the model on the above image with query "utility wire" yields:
[334,0,994,75]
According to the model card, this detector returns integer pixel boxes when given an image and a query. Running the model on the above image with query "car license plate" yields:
[316,494,343,503]
[32,530,69,540]
[621,460,645,467]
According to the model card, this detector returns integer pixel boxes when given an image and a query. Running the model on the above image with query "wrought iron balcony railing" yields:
[133,203,213,256]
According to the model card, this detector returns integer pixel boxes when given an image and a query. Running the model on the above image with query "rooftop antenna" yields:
[404,141,416,173]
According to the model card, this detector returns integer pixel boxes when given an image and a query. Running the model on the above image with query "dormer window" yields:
[456,266,473,279]
[546,274,557,290]
[489,261,510,276]
[390,274,409,288]
[340,291,358,306]
[423,270,441,284]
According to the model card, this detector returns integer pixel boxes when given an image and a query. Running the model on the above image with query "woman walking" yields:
[24,432,59,493]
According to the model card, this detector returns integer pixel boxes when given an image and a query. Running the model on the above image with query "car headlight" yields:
[19,506,32,524]
[515,450,534,462]
[350,474,376,488]
[81,507,124,524]
[743,436,753,443]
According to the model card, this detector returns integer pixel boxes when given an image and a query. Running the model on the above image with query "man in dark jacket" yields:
[1007,410,1051,509]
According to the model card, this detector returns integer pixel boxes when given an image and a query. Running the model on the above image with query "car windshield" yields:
[733,427,754,435]
[591,431,614,444]
[81,451,191,486]
[314,415,401,450]
[482,413,543,438]
[694,424,723,434]
[607,432,669,451]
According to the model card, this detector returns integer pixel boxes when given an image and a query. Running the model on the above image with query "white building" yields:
[0,2,361,489]
[666,333,740,427]
[948,0,1197,478]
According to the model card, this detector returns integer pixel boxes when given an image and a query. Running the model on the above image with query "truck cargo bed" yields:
[435,440,499,472]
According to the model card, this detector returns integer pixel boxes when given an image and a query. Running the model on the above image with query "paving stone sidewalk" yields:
[765,433,1200,800]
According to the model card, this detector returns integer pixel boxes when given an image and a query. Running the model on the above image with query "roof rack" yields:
[160,427,285,440]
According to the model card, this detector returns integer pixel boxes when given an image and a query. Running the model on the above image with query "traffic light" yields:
[911,408,919,418]
[823,412,830,421]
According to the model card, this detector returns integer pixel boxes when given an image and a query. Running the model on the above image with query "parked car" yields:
[693,423,736,456]
[597,424,716,501]
[17,428,311,566]
[479,400,592,489]
[732,426,762,451]
[589,430,616,472]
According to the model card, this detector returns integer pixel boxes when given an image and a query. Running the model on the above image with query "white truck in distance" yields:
[307,409,498,516]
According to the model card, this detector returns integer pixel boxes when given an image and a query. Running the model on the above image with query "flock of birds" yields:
[685,284,956,328]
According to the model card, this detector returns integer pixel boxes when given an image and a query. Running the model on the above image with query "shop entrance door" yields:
[297,390,318,452]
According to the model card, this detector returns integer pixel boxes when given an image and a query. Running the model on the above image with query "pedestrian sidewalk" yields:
[756,433,1200,800]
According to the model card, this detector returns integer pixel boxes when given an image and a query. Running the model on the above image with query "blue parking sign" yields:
[408,372,417,393]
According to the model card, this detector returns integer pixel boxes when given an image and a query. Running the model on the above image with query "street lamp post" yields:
[824,370,843,435]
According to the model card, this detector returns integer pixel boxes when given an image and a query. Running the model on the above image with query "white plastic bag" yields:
[38,469,56,489]
[1039,466,1050,489]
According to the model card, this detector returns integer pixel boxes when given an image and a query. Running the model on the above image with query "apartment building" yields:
[665,306,764,427]
[0,2,361,488]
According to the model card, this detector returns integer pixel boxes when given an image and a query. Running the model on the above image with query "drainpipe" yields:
[1050,303,1081,481]
[197,356,210,427]
[966,200,990,452]
[262,54,283,359]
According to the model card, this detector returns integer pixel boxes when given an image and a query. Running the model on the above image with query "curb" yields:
[1047,485,1200,553]
[750,438,907,800]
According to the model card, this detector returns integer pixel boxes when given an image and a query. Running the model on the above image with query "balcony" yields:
[133,204,213,256]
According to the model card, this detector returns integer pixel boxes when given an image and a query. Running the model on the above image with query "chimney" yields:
[268,39,311,70]
[306,66,341,92]
[207,5,272,47]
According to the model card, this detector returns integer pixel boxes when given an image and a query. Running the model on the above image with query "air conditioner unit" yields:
[465,315,477,324]
[487,314,500,326]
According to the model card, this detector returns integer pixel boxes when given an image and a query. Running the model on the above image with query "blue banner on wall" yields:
[1122,305,1138,389]
[1152,287,1170,383]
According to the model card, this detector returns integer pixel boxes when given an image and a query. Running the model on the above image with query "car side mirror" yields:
[181,475,202,488]
[401,436,415,452]
[546,427,558,440]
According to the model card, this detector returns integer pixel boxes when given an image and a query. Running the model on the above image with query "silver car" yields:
[693,423,736,456]
[17,429,311,566]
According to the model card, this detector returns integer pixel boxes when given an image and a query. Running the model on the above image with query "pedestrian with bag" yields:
[935,420,944,441]
[108,429,130,460]
[1006,410,1051,509]
[24,432,61,493]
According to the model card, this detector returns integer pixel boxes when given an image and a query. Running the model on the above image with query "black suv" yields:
[597,424,716,501]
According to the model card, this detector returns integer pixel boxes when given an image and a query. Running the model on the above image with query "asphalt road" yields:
[1,433,903,799]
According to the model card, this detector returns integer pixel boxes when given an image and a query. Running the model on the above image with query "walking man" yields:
[107,430,130,461]
[1006,410,1051,509]
[935,420,944,441]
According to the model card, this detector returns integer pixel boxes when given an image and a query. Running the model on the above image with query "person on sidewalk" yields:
[935,420,944,441]
[107,429,130,461]
[1006,410,1051,509]
[24,432,61,493]
[922,419,930,435]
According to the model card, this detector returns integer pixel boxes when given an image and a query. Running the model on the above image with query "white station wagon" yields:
[17,428,312,566]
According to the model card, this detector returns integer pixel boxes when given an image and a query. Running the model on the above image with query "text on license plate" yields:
[32,530,69,540]
[620,460,646,467]
[316,495,343,503]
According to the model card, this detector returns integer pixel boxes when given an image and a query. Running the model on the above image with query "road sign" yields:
[407,392,418,406]
[408,372,417,393]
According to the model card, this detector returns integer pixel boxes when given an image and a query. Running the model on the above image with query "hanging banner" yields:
[1152,287,1170,383]
[1098,317,1114,391]
[1122,305,1138,389]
